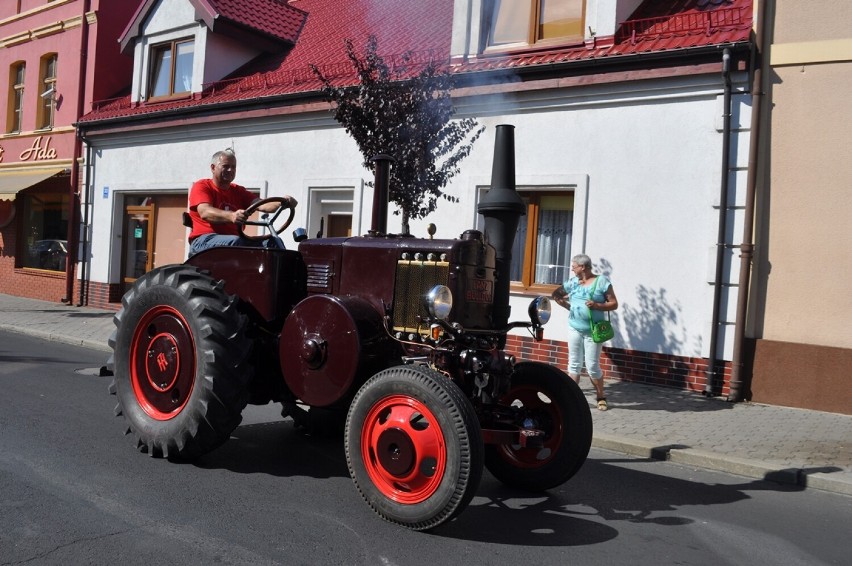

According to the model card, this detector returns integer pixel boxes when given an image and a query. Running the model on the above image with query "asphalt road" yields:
[1,330,849,566]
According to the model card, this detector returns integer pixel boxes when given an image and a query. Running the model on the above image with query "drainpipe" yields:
[77,134,93,307]
[704,48,733,396]
[728,0,768,402]
[63,0,91,304]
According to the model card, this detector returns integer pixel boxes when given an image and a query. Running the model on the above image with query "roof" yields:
[84,0,753,126]
[119,0,306,54]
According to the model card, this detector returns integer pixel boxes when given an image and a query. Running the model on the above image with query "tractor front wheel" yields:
[345,365,483,531]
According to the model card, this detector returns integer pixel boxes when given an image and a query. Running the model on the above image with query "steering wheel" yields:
[238,197,296,242]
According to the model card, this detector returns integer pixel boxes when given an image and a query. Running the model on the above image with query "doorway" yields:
[122,205,153,292]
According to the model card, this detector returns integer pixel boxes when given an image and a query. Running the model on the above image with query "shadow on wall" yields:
[599,259,700,388]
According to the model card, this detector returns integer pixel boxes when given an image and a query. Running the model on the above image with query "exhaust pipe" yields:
[369,154,394,236]
[477,125,526,332]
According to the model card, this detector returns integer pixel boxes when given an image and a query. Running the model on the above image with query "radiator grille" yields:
[392,260,450,334]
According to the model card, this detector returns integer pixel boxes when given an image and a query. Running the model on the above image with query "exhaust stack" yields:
[369,154,394,236]
[477,124,526,331]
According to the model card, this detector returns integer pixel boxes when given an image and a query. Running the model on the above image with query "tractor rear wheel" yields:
[345,365,483,531]
[108,265,252,459]
[484,362,592,491]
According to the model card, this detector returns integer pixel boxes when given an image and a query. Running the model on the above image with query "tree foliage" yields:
[312,35,483,233]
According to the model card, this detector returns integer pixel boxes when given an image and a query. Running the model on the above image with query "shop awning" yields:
[0,168,67,200]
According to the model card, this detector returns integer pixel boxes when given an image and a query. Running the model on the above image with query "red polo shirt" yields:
[188,179,257,241]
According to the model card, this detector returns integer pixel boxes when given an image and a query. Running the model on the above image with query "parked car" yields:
[30,239,67,271]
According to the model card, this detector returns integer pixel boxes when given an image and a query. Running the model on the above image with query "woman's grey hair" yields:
[211,148,236,165]
[571,254,592,268]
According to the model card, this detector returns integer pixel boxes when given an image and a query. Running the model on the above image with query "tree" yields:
[312,35,483,234]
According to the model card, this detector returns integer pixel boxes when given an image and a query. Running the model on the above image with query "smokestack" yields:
[477,125,525,332]
[369,154,394,236]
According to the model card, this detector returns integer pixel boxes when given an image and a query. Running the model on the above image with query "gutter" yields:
[728,0,769,402]
[77,132,93,307]
[63,0,91,304]
[704,47,733,396]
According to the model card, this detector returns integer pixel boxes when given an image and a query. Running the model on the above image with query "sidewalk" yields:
[1,292,851,496]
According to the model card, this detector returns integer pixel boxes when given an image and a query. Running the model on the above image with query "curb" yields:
[593,433,852,496]
[1,326,112,354]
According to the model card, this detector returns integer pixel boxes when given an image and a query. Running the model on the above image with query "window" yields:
[8,62,25,133]
[149,39,194,99]
[38,54,57,129]
[485,0,585,49]
[18,192,70,272]
[510,192,574,289]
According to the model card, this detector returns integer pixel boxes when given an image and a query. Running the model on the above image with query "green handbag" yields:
[588,277,614,343]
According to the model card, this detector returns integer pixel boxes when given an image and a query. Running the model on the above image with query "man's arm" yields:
[196,202,245,224]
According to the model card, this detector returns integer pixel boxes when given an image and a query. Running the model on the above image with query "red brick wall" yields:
[505,334,732,396]
[85,281,122,311]
[0,225,72,303]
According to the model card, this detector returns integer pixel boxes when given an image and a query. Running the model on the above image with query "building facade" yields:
[74,0,765,403]
[0,0,139,303]
[745,0,852,414]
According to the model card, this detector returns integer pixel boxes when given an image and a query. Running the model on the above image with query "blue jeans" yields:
[189,233,270,257]
[567,325,604,380]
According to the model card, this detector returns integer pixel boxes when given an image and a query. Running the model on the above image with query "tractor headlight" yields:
[528,296,552,326]
[425,285,453,321]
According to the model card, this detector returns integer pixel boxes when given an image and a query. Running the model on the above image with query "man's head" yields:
[210,148,237,188]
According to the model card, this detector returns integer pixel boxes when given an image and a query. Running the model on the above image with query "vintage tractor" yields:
[107,125,592,530]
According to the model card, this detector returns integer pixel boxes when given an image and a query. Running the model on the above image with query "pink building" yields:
[0,0,138,303]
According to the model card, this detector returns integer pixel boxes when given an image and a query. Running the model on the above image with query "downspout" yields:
[63,0,91,304]
[728,0,768,402]
[77,134,93,307]
[704,47,733,396]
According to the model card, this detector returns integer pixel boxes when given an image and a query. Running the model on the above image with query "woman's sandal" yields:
[597,398,608,411]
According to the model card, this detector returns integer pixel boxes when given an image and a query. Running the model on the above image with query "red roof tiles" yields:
[84,0,752,125]
[196,0,306,44]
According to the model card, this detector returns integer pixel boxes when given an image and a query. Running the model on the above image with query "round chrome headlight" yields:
[528,296,552,326]
[425,285,453,321]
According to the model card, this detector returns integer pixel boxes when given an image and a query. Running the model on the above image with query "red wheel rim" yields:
[360,395,447,504]
[129,306,196,421]
[497,384,564,468]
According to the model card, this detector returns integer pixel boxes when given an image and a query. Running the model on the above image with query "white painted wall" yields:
[83,71,750,362]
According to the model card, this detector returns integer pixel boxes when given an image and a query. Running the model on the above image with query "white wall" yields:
[84,71,750,362]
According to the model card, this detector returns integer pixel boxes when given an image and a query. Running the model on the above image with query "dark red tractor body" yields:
[108,125,592,530]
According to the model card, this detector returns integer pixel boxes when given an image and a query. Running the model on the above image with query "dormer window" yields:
[149,39,194,99]
[485,0,585,50]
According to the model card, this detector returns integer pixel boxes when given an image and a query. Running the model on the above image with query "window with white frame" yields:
[148,38,194,99]
[485,0,585,50]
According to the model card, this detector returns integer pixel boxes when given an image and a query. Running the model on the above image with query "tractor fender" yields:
[280,295,388,407]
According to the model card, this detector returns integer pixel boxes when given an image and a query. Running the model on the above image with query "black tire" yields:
[484,362,592,491]
[108,265,252,459]
[345,365,483,531]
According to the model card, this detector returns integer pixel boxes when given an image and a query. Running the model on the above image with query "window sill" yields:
[481,37,586,59]
[16,266,66,277]
[511,282,561,297]
[144,92,193,105]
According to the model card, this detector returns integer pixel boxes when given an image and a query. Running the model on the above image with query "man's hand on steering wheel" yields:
[238,196,297,241]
